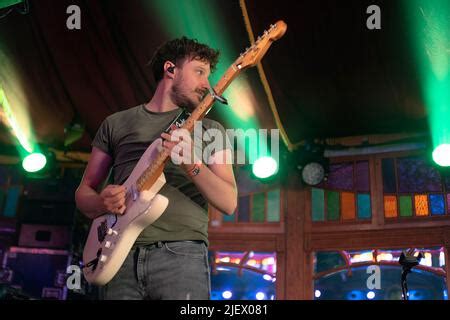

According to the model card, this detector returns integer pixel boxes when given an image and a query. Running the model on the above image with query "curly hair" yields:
[148,36,220,83]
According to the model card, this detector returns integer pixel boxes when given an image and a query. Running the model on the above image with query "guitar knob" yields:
[100,255,108,263]
[107,228,118,236]
[104,241,112,248]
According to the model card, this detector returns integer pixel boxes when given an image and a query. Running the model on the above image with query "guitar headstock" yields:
[234,20,287,70]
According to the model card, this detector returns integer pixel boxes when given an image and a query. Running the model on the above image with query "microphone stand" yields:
[399,250,423,300]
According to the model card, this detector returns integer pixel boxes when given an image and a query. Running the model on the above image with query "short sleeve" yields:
[92,118,113,156]
[201,119,233,164]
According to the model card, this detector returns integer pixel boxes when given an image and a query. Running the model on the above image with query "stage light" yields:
[252,156,278,179]
[255,292,265,300]
[432,144,450,167]
[0,0,23,10]
[222,291,232,299]
[22,152,46,172]
[301,162,325,186]
[294,140,329,186]
[263,274,272,281]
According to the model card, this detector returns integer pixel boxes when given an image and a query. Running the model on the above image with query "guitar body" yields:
[83,139,169,285]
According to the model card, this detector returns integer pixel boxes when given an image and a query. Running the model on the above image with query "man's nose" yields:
[200,78,211,91]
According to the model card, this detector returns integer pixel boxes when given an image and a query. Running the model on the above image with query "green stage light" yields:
[0,0,23,10]
[22,152,47,172]
[432,144,450,167]
[252,156,278,179]
[406,1,450,167]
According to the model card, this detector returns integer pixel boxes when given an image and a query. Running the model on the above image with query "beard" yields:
[170,76,206,112]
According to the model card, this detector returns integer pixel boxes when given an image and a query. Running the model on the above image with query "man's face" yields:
[170,58,211,111]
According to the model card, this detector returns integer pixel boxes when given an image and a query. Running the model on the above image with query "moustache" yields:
[196,89,208,99]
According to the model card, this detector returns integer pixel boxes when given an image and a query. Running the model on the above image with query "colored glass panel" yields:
[397,157,442,193]
[357,194,371,219]
[414,195,429,216]
[382,158,397,193]
[312,188,325,222]
[445,174,450,192]
[384,195,398,218]
[326,191,340,221]
[3,186,21,218]
[237,195,250,222]
[429,194,445,216]
[223,212,235,222]
[448,194,450,214]
[341,192,356,220]
[267,189,280,222]
[252,193,265,222]
[0,189,5,215]
[399,195,413,217]
[327,163,353,191]
[355,161,370,192]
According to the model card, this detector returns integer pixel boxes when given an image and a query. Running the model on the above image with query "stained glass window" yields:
[384,195,397,218]
[444,174,450,191]
[326,163,353,191]
[382,158,396,193]
[429,194,445,216]
[399,195,413,217]
[252,193,265,222]
[0,190,5,215]
[237,195,250,222]
[355,161,370,192]
[414,195,429,216]
[3,186,21,218]
[397,157,443,193]
[383,155,449,219]
[227,189,281,224]
[341,192,356,220]
[326,191,340,221]
[448,194,450,214]
[357,194,371,219]
[312,188,325,222]
[267,189,280,222]
[312,161,370,222]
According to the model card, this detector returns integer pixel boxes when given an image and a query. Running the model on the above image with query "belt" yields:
[145,240,204,249]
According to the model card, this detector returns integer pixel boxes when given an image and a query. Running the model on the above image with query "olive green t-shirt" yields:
[92,104,231,246]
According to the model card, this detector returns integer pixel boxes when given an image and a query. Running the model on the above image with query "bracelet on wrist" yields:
[186,162,202,177]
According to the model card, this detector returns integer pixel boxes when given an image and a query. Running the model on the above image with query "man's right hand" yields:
[100,185,127,215]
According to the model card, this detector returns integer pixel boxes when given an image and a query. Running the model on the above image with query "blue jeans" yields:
[100,241,210,300]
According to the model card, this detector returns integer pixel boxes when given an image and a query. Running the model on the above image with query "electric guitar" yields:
[82,20,287,285]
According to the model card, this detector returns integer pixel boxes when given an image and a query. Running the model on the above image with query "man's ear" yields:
[164,61,176,77]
